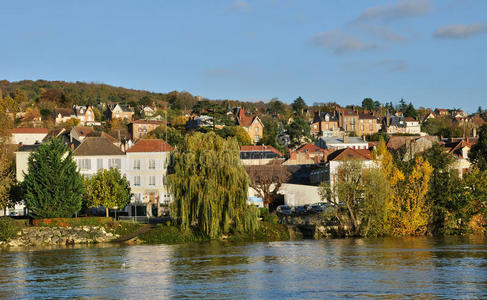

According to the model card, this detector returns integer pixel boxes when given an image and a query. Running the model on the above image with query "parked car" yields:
[310,203,325,213]
[276,205,292,216]
[292,206,307,215]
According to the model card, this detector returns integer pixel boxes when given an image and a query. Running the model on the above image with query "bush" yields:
[0,217,19,242]
[261,212,279,224]
[258,207,268,217]
[139,226,210,244]
[228,221,290,242]
[33,217,114,227]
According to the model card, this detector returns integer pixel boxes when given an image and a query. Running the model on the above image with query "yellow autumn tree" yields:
[389,156,433,236]
[370,138,404,235]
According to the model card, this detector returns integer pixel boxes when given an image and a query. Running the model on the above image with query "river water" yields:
[1,236,487,299]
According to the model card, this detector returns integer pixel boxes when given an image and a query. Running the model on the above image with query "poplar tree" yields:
[24,138,84,218]
[167,132,258,238]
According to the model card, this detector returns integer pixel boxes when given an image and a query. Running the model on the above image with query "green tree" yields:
[146,125,184,147]
[286,117,310,146]
[404,103,417,118]
[24,138,84,218]
[291,96,307,115]
[167,132,259,238]
[84,168,132,217]
[362,98,374,111]
[424,143,466,234]
[469,124,487,170]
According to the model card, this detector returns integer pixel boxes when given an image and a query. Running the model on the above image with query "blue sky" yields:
[1,0,486,112]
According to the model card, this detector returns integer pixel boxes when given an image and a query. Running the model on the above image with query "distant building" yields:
[54,105,96,125]
[236,108,264,145]
[434,108,449,116]
[70,126,95,143]
[405,117,421,134]
[128,119,165,141]
[283,143,330,166]
[105,104,134,121]
[240,145,284,165]
[357,113,381,136]
[310,110,339,137]
[338,109,359,134]
[315,136,369,150]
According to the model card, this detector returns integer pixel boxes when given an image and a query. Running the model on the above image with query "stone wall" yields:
[280,214,349,239]
[3,226,120,248]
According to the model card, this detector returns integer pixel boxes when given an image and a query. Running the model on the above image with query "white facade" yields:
[10,132,47,145]
[126,151,171,216]
[406,120,421,134]
[74,155,127,179]
[316,137,368,150]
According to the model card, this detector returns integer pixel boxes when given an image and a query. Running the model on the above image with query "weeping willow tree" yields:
[167,132,259,238]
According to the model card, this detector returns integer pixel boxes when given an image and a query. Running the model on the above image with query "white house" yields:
[405,117,421,134]
[73,137,127,179]
[126,139,173,217]
[316,136,369,150]
[10,128,48,145]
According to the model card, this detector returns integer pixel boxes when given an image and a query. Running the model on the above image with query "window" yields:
[97,158,103,170]
[78,159,91,170]
[134,176,141,186]
[149,176,156,186]
[109,158,121,169]
[149,159,156,170]
[255,127,259,132]
[254,135,260,143]
[133,159,140,170]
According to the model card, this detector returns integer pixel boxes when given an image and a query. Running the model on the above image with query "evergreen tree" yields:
[24,138,84,218]
[291,96,307,115]
[84,168,132,217]
[361,98,374,111]
[167,132,259,238]
[469,125,487,170]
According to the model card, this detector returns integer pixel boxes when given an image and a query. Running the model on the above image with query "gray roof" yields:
[73,137,125,156]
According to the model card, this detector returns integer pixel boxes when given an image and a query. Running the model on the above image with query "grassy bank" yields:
[137,221,290,245]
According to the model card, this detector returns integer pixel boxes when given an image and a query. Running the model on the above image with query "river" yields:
[1,236,486,298]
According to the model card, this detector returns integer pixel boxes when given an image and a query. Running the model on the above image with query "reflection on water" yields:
[1,236,487,298]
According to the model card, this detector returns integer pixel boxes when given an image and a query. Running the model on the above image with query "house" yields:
[186,115,224,130]
[338,109,359,134]
[405,117,421,134]
[73,137,126,179]
[310,110,339,137]
[70,126,94,143]
[384,115,407,134]
[443,138,477,178]
[105,104,134,121]
[240,145,284,165]
[310,147,375,187]
[128,119,165,141]
[315,136,369,150]
[434,108,449,116]
[126,139,173,217]
[9,128,48,145]
[236,108,264,144]
[357,113,381,136]
[283,143,330,166]
[53,108,77,124]
[54,105,96,125]
[422,112,436,123]
[73,105,95,125]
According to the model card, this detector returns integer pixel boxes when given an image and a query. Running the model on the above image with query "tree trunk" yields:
[106,207,109,218]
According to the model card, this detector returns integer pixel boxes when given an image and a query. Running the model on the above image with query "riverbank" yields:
[0,217,291,249]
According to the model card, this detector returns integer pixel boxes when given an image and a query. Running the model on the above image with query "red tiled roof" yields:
[358,114,376,120]
[295,143,327,153]
[327,147,371,161]
[127,139,173,152]
[386,136,416,150]
[10,128,48,134]
[240,145,283,156]
[405,117,417,122]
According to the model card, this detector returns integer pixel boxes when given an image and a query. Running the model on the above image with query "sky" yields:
[1,0,486,112]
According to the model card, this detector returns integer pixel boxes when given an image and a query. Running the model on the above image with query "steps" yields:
[111,224,156,243]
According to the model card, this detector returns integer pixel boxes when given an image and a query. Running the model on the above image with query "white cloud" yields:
[311,30,378,54]
[433,23,487,39]
[354,0,432,23]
